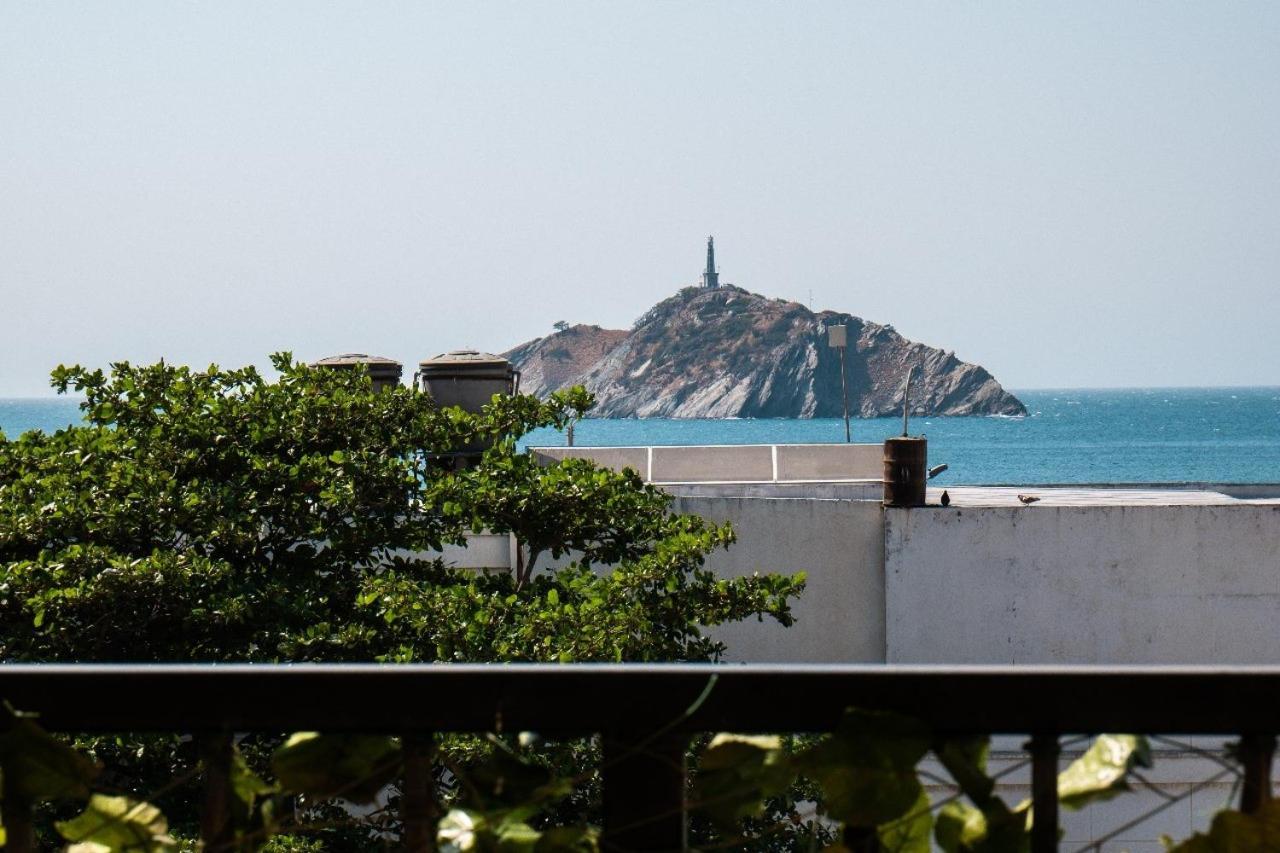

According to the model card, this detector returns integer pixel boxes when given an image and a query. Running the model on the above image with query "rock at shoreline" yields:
[504,286,1025,418]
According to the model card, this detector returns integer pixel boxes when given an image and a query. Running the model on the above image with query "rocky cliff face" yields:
[505,286,1025,418]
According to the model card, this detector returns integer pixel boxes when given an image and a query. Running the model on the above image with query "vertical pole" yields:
[841,825,879,853]
[402,733,439,852]
[200,733,235,851]
[1240,734,1276,814]
[0,781,35,853]
[901,366,915,437]
[839,345,851,443]
[1028,734,1059,853]
[602,731,688,852]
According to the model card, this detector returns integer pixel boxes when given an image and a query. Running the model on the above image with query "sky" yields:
[2,2,1278,396]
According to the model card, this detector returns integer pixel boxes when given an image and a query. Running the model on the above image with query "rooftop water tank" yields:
[417,350,519,412]
[310,354,403,392]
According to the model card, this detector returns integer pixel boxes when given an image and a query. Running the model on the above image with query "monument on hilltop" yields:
[701,235,720,289]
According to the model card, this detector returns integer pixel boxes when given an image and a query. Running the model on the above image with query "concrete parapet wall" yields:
[532,443,882,483]
[666,482,882,500]
[884,503,1280,663]
[653,445,775,482]
[533,446,649,476]
[775,443,882,481]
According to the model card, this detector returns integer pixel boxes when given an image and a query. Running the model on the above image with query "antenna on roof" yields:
[902,365,916,437]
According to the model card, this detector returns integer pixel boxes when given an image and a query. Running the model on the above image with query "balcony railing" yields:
[0,663,1277,852]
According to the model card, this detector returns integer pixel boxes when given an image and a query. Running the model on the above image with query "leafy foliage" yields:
[0,701,1267,852]
[57,794,176,852]
[0,702,99,802]
[0,353,804,846]
[692,734,793,830]
[0,354,802,665]
[685,717,1172,853]
[799,709,931,829]
[272,733,400,805]
[1165,798,1280,852]
[1054,734,1151,811]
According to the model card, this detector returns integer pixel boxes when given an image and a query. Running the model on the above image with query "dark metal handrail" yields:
[3,662,1280,733]
[0,664,1276,852]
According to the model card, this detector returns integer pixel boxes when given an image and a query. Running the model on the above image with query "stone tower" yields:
[701,235,720,289]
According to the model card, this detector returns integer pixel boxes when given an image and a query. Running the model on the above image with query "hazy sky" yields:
[2,3,1278,396]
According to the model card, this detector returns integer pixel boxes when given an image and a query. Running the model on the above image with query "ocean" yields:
[3,388,1279,485]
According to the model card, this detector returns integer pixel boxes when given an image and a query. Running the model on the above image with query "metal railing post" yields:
[0,786,35,853]
[199,733,235,850]
[402,732,439,852]
[602,731,689,852]
[1239,733,1276,814]
[1028,734,1059,853]
[841,825,879,853]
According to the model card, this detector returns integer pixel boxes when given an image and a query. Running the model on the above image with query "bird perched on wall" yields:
[940,490,951,507]
[1017,494,1040,505]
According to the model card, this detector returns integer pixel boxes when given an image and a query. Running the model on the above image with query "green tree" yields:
[0,353,802,664]
[0,354,804,844]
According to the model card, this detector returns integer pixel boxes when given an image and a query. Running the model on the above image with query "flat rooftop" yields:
[926,485,1280,507]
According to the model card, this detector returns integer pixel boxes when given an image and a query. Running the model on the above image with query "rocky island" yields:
[505,285,1025,419]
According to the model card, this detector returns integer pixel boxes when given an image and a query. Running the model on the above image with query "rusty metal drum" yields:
[883,436,927,507]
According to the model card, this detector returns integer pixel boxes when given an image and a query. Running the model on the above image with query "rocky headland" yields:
[505,286,1025,418]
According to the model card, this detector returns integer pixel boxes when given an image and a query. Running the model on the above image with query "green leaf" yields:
[936,801,987,853]
[534,826,599,852]
[272,732,400,804]
[494,820,542,851]
[1056,734,1151,810]
[229,745,279,835]
[935,799,1029,853]
[1164,799,1280,852]
[462,743,567,815]
[877,788,933,853]
[800,708,929,828]
[693,733,795,829]
[231,747,276,810]
[438,809,549,853]
[57,793,176,852]
[0,703,99,801]
[935,736,995,805]
[439,809,484,852]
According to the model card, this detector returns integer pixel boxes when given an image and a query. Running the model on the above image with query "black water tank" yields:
[310,354,403,392]
[417,350,519,411]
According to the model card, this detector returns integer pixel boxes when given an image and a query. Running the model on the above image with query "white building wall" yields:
[671,495,886,663]
[884,504,1280,664]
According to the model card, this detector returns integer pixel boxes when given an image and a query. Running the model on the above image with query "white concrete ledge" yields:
[532,443,883,484]
[926,485,1280,507]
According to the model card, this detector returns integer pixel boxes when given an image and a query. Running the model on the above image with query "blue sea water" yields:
[3,389,1279,484]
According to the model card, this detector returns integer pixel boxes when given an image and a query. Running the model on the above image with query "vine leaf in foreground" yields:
[800,708,930,829]
[271,732,401,804]
[1164,798,1280,852]
[935,734,1152,852]
[437,808,599,852]
[57,793,176,852]
[934,799,1029,853]
[1052,734,1152,811]
[692,734,796,830]
[876,788,933,853]
[230,746,281,841]
[0,702,99,801]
